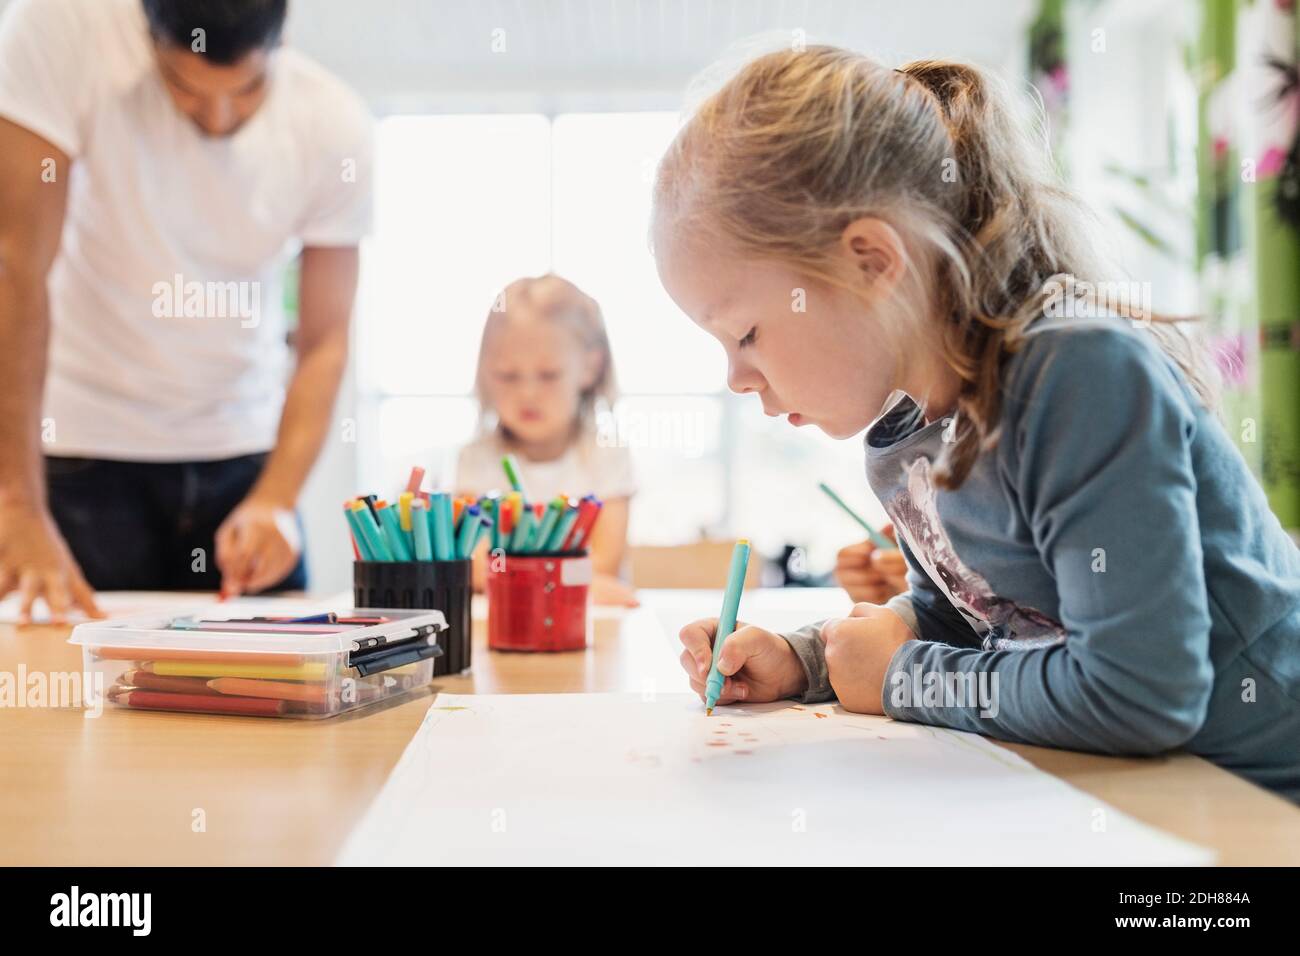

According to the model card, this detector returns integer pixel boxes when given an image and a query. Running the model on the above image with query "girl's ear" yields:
[839,217,908,293]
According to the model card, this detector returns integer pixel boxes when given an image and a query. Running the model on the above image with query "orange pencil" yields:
[207,677,330,704]
[119,669,221,695]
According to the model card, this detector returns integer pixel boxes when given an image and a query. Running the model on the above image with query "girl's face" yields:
[654,224,908,440]
[483,318,595,446]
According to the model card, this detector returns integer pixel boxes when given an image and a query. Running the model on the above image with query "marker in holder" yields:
[487,551,592,652]
[353,560,472,675]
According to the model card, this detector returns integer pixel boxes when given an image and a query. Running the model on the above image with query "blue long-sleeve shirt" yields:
[782,315,1300,800]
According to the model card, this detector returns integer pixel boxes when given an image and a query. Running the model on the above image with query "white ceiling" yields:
[282,0,1037,112]
[0,0,1038,112]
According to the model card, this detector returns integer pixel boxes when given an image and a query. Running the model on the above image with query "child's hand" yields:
[834,523,908,603]
[591,573,640,607]
[822,602,914,714]
[678,618,807,706]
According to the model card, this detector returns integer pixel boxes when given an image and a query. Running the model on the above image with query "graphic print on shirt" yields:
[886,457,1067,650]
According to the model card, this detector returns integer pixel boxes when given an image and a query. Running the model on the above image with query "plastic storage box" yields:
[69,607,446,719]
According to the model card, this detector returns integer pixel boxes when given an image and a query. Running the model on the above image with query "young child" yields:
[455,275,638,606]
[656,48,1300,800]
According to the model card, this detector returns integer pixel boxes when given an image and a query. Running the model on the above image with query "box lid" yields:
[68,606,448,655]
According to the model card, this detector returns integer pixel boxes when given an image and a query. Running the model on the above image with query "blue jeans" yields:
[45,454,308,592]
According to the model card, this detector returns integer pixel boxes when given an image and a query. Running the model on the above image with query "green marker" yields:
[501,454,529,499]
[705,538,751,715]
[817,481,893,549]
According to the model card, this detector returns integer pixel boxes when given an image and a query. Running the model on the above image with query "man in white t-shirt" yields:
[0,0,372,621]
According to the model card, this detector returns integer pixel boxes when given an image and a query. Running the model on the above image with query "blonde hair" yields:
[473,274,617,442]
[655,46,1217,489]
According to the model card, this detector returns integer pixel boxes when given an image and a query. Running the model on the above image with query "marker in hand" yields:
[705,538,751,715]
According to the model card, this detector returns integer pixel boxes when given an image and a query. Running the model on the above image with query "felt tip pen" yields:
[376,501,413,561]
[405,466,426,494]
[431,493,454,560]
[531,495,566,553]
[411,499,433,560]
[501,454,529,499]
[817,481,894,550]
[351,501,393,561]
[344,503,373,560]
[544,502,580,552]
[509,502,536,553]
[455,505,483,559]
[705,538,751,716]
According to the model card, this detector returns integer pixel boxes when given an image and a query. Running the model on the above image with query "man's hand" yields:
[214,497,302,597]
[834,523,909,603]
[0,503,101,624]
[822,602,914,714]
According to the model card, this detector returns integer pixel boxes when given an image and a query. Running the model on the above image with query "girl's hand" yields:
[822,602,914,714]
[678,618,807,706]
[834,523,908,603]
[591,572,640,607]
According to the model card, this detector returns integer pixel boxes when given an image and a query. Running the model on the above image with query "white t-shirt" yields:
[0,0,373,460]
[454,431,638,503]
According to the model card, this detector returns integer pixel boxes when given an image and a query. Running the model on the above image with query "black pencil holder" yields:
[353,560,473,677]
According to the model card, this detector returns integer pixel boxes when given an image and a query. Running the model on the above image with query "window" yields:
[360,112,881,572]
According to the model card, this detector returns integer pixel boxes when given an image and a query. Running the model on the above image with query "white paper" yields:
[338,691,1214,866]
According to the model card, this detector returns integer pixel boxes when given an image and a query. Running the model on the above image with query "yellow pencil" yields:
[144,660,330,681]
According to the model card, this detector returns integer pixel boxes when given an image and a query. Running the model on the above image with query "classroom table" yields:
[1,589,1298,866]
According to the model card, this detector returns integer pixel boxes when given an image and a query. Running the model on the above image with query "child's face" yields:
[484,318,593,445]
[655,229,902,440]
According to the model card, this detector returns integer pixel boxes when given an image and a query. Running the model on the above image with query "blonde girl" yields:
[455,275,638,606]
[656,47,1300,800]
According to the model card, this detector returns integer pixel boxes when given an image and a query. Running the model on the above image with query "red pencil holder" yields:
[487,552,592,652]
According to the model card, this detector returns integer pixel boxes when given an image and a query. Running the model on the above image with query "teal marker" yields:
[501,454,529,499]
[377,505,412,561]
[352,503,393,561]
[531,496,565,554]
[471,514,494,554]
[431,493,454,560]
[411,500,433,560]
[544,503,580,552]
[455,505,483,559]
[345,506,375,560]
[509,503,536,553]
[817,481,893,549]
[705,538,751,715]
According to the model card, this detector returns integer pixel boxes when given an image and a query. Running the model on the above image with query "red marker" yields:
[567,497,604,550]
[405,466,425,494]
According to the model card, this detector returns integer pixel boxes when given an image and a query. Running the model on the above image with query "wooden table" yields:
[2,594,1298,865]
